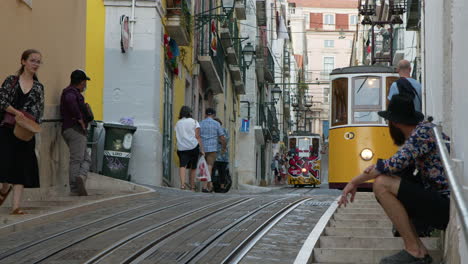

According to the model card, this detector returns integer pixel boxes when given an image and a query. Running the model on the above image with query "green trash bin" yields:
[102,123,137,181]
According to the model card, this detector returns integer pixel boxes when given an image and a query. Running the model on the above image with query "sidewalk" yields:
[0,173,154,235]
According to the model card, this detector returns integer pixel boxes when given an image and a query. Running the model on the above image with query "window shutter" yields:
[336,14,349,30]
[310,13,323,29]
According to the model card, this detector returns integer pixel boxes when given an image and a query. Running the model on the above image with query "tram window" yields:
[352,77,382,124]
[353,77,381,106]
[386,76,399,106]
[312,138,319,156]
[289,138,297,153]
[298,138,309,150]
[354,111,380,122]
[331,78,348,126]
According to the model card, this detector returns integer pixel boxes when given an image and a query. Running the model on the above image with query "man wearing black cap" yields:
[338,95,450,264]
[60,69,91,196]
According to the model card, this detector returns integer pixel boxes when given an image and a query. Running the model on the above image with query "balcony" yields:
[198,31,225,94]
[256,45,275,83]
[235,0,247,20]
[219,11,244,94]
[258,103,280,142]
[406,0,420,30]
[166,0,191,46]
[258,103,271,141]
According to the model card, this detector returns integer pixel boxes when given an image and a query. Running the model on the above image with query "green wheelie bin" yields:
[102,123,137,180]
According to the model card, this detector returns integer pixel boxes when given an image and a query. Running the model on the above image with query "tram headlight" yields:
[360,148,374,161]
[301,168,307,173]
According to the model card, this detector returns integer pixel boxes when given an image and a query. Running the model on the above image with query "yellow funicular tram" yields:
[287,132,322,187]
[328,65,399,189]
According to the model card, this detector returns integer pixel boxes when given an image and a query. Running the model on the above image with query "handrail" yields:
[433,126,468,245]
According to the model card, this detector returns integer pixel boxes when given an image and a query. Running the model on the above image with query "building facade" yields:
[289,0,357,136]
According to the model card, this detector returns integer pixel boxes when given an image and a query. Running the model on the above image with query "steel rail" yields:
[220,198,312,264]
[31,198,193,264]
[0,196,185,261]
[180,197,294,264]
[433,126,468,245]
[86,197,253,264]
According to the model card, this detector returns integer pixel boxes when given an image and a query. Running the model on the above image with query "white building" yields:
[102,1,165,186]
[423,0,468,261]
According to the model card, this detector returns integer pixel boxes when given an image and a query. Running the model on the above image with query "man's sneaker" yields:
[76,176,88,196]
[380,250,433,264]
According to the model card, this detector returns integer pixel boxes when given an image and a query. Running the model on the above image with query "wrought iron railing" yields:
[265,47,275,78]
[198,22,225,84]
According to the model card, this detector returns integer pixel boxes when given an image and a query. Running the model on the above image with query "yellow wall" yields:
[0,0,87,191]
[85,0,106,120]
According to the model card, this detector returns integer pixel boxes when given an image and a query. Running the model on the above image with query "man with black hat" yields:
[60,69,91,196]
[339,95,450,264]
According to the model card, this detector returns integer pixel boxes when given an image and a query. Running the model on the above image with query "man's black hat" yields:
[71,69,91,82]
[378,94,424,125]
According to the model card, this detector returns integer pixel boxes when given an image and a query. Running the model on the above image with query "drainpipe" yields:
[130,0,136,48]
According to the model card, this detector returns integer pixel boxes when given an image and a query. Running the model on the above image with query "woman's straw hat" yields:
[14,113,41,141]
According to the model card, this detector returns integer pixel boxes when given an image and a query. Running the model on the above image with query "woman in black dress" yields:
[0,49,44,215]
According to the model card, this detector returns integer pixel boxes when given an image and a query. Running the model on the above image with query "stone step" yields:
[318,236,440,250]
[324,227,393,237]
[337,208,385,214]
[341,204,381,209]
[313,248,442,263]
[329,219,392,228]
[333,213,389,220]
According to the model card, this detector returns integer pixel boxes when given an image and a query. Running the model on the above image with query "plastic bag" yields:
[196,156,211,182]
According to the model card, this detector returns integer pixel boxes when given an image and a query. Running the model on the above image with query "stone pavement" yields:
[0,173,153,235]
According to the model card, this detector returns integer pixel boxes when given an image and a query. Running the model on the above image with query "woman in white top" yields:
[175,106,204,190]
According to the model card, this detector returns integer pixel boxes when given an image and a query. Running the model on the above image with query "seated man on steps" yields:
[338,95,450,264]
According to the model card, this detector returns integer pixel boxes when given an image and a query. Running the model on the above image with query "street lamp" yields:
[271,84,282,104]
[242,42,255,69]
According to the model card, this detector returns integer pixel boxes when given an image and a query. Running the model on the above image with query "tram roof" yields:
[330,65,396,75]
[289,131,321,137]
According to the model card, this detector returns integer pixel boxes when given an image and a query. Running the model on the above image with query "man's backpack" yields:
[396,78,421,107]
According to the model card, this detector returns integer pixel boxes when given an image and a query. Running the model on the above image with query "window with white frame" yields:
[350,15,358,25]
[323,57,335,73]
[324,40,334,48]
[324,14,334,25]
[323,87,330,103]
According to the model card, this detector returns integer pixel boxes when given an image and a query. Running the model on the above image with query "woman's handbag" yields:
[14,111,41,141]
[0,77,19,127]
[0,112,17,128]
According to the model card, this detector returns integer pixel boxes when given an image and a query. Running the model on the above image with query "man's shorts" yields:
[177,145,200,169]
[205,152,217,167]
[397,178,450,230]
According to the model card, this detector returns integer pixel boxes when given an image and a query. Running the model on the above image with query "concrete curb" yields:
[0,176,155,236]
[294,196,340,264]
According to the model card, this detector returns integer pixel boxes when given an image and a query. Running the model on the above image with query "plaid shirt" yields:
[200,117,224,153]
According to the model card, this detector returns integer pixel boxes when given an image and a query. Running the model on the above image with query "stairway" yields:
[310,192,442,263]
